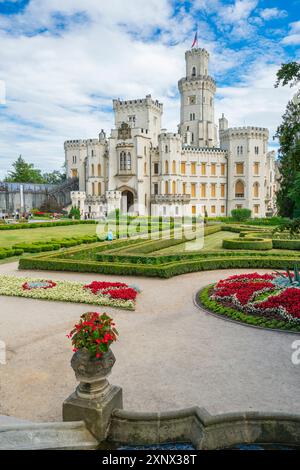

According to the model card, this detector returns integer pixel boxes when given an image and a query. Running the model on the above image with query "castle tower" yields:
[178,48,217,148]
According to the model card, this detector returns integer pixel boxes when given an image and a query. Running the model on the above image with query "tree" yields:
[43,170,66,184]
[231,208,251,221]
[4,155,45,183]
[275,62,300,88]
[69,206,80,220]
[274,61,300,218]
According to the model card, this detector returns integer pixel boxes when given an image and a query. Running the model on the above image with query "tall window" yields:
[211,163,216,176]
[182,182,186,194]
[254,146,259,155]
[165,145,168,153]
[165,181,169,194]
[154,183,159,195]
[221,183,225,198]
[192,66,196,77]
[201,183,206,198]
[237,146,240,155]
[235,180,245,198]
[221,163,225,176]
[253,182,259,198]
[191,183,196,197]
[191,162,196,175]
[97,164,101,177]
[98,182,101,195]
[126,152,131,170]
[154,162,159,174]
[201,163,206,175]
[172,181,176,194]
[181,162,186,174]
[91,164,95,177]
[172,160,176,173]
[236,163,244,175]
[165,160,169,174]
[120,151,126,170]
[211,183,216,197]
[92,182,95,196]
[240,145,243,155]
[253,162,259,175]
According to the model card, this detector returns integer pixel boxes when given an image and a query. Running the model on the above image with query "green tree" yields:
[275,62,300,88]
[231,208,251,221]
[68,206,80,220]
[4,155,45,183]
[42,170,66,184]
[274,61,300,218]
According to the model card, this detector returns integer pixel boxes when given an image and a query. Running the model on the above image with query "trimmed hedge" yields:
[272,239,300,250]
[19,252,300,278]
[0,220,97,230]
[198,285,300,333]
[0,248,24,259]
[222,237,273,250]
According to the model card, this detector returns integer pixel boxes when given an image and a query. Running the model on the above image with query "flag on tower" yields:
[191,31,198,48]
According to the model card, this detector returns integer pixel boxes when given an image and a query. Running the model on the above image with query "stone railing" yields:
[151,194,191,204]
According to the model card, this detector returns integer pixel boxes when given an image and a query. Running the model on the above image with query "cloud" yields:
[0,0,297,178]
[282,20,300,45]
[259,8,288,21]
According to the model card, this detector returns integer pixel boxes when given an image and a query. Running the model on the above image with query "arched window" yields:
[165,160,169,174]
[165,145,168,153]
[192,66,196,77]
[98,182,101,195]
[235,180,245,198]
[127,152,131,171]
[120,151,126,170]
[165,181,169,194]
[191,132,194,143]
[91,164,95,176]
[92,182,95,196]
[172,181,176,194]
[240,145,243,155]
[237,146,240,155]
[253,182,259,198]
[172,160,176,173]
[97,164,101,177]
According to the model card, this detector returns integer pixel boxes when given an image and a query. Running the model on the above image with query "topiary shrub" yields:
[231,208,251,221]
[222,237,273,250]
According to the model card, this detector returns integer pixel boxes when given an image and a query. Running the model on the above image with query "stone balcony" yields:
[85,195,106,204]
[151,194,191,204]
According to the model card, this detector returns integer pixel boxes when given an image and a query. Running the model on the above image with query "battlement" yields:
[182,146,227,154]
[64,138,106,149]
[185,48,209,59]
[220,126,269,138]
[158,132,181,141]
[113,94,163,112]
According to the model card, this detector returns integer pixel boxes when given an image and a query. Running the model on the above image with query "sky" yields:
[0,0,299,179]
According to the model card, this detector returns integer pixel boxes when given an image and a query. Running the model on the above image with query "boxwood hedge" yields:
[222,237,273,250]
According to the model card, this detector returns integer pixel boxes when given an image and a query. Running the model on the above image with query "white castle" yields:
[65,47,277,219]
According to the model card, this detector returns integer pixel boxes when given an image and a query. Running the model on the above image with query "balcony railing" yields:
[151,194,191,204]
[235,193,245,198]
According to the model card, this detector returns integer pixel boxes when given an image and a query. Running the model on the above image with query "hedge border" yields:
[222,237,273,251]
[196,285,300,334]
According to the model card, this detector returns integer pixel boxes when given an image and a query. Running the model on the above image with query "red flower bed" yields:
[211,272,300,324]
[84,280,139,302]
[256,288,300,320]
[103,287,138,301]
[215,280,274,305]
[84,281,127,295]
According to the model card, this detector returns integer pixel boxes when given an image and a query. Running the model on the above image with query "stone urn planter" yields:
[71,347,116,399]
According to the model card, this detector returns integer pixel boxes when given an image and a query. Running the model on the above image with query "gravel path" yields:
[0,262,299,422]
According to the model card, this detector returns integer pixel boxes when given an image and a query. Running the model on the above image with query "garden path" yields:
[0,262,299,422]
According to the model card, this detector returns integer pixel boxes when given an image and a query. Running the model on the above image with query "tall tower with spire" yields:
[178,48,217,148]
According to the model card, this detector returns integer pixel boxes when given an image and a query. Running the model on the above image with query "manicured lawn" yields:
[0,224,97,248]
[155,231,238,254]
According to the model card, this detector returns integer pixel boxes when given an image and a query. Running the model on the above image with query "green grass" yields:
[153,231,239,254]
[0,224,98,248]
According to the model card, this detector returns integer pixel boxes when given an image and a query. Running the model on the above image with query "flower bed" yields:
[198,272,300,333]
[0,275,140,310]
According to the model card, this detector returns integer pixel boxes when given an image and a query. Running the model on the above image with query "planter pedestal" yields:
[63,349,123,442]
